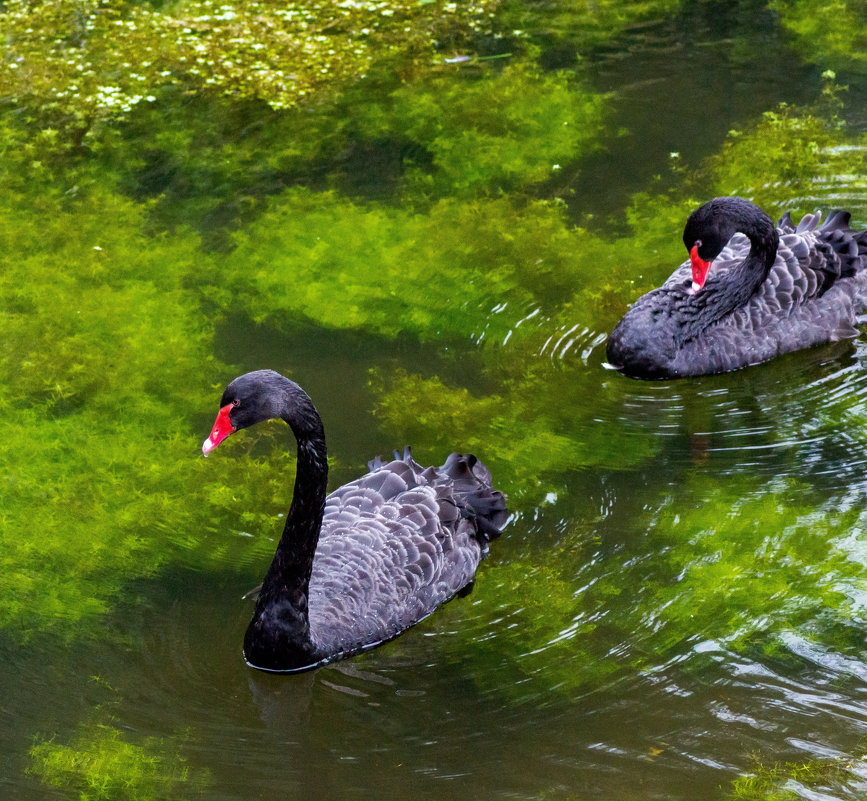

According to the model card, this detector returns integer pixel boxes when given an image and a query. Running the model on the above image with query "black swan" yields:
[606,196,867,379]
[202,369,507,673]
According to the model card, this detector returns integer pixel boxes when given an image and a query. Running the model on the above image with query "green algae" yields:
[769,0,867,73]
[419,472,867,703]
[210,57,610,339]
[723,745,867,800]
[368,93,867,501]
[341,88,867,700]
[0,0,615,648]
[223,192,581,341]
[29,722,210,800]
[630,477,867,658]
[495,0,686,52]
[0,0,499,137]
[5,81,857,641]
[0,180,294,637]
[348,58,608,198]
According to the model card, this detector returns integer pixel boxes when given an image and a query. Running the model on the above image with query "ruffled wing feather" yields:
[307,450,506,657]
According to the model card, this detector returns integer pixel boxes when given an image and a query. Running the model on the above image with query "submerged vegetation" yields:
[3,0,867,798]
[0,186,298,636]
[723,745,867,800]
[0,0,499,137]
[421,473,867,702]
[371,99,867,498]
[769,0,867,73]
[29,722,210,800]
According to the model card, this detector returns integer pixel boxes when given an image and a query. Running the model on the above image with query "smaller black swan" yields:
[606,196,867,379]
[202,369,507,673]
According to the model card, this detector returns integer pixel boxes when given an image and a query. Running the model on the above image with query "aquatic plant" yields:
[696,100,866,217]
[0,179,295,637]
[371,364,660,499]
[631,477,867,659]
[29,723,210,800]
[769,0,867,73]
[1,0,866,796]
[222,191,590,342]
[495,0,686,52]
[723,744,867,800]
[420,471,867,703]
[0,0,499,143]
[349,59,607,198]
[6,89,862,644]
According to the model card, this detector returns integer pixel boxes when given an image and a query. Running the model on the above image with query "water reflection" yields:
[593,338,867,483]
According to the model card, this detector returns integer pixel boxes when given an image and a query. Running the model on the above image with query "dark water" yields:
[5,1,867,800]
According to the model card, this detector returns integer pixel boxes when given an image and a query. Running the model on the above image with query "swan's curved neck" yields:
[272,428,328,596]
[244,381,328,666]
[679,214,778,341]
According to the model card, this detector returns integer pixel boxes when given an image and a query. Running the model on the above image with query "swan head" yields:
[682,198,739,293]
[682,196,771,293]
[203,370,322,455]
[202,369,289,455]
[683,201,730,293]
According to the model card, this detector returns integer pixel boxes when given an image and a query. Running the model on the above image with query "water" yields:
[4,1,867,799]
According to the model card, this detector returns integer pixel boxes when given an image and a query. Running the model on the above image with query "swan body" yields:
[203,369,507,673]
[606,197,867,379]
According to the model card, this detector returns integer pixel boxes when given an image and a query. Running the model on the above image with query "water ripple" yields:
[593,337,867,484]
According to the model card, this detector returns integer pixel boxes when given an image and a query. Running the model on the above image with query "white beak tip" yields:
[202,438,216,456]
[690,281,701,294]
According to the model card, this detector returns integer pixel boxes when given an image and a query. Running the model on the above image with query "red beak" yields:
[689,245,712,293]
[202,404,235,455]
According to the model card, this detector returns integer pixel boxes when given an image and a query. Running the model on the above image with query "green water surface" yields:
[3,1,867,799]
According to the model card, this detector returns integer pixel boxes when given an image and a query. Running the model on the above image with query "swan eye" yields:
[232,399,240,406]
[694,239,702,248]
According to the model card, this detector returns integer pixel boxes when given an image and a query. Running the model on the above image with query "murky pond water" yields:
[3,1,867,799]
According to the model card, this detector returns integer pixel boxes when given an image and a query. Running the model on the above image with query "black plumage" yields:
[606,197,867,379]
[202,370,507,673]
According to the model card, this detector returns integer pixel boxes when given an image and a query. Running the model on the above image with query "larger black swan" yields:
[202,369,507,673]
[606,196,867,379]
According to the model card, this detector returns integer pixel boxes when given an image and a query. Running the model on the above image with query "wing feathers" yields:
[308,452,506,654]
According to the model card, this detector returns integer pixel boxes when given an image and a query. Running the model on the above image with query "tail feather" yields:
[823,210,851,231]
[817,209,867,278]
[441,452,508,545]
[797,210,822,233]
[370,448,507,546]
[782,207,867,279]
